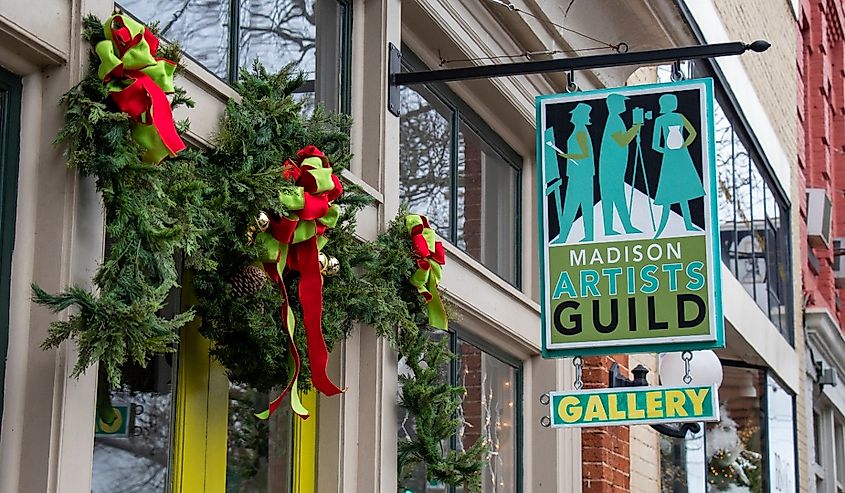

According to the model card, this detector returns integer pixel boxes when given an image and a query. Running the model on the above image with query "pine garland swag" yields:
[32,14,206,386]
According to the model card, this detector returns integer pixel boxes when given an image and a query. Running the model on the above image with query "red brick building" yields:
[798,1,845,491]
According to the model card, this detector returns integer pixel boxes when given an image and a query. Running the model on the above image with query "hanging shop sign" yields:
[548,385,719,428]
[536,79,724,357]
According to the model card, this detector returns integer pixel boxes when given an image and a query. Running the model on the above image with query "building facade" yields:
[0,0,804,492]
[798,1,845,492]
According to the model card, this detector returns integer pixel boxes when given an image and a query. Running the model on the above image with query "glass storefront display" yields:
[660,365,796,493]
[91,357,176,493]
[398,330,521,493]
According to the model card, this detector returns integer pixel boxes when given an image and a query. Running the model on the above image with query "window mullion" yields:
[450,109,460,243]
[228,0,241,83]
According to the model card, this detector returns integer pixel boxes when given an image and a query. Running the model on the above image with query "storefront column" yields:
[0,0,111,492]
[524,356,582,491]
[321,0,402,491]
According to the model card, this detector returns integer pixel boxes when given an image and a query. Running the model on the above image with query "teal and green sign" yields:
[536,79,724,357]
[94,404,130,437]
[549,385,719,428]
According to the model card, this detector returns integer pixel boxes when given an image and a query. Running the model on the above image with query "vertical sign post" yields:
[537,79,724,358]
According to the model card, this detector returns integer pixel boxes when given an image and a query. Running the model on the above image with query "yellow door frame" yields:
[172,272,318,492]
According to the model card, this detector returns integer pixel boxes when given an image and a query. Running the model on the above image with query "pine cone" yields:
[230,265,268,297]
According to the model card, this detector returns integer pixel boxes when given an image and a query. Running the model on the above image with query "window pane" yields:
[457,122,518,283]
[660,428,706,493]
[227,384,294,492]
[731,133,757,297]
[91,357,175,493]
[239,0,343,108]
[399,85,453,236]
[706,366,765,492]
[397,330,452,493]
[457,339,516,492]
[766,374,796,493]
[835,420,845,485]
[712,100,738,277]
[749,161,767,306]
[119,0,231,79]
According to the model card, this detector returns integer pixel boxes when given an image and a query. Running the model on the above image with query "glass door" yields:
[90,270,316,493]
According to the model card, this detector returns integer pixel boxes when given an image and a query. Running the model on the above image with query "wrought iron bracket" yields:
[387,40,769,116]
[608,363,702,439]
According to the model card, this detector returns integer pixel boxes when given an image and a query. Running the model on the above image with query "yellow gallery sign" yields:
[548,385,719,428]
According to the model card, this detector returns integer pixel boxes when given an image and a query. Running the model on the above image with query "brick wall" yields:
[581,356,631,493]
[798,2,844,492]
[799,0,845,324]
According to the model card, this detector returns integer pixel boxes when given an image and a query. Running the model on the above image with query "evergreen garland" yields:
[36,16,488,486]
[190,62,378,391]
[32,15,207,386]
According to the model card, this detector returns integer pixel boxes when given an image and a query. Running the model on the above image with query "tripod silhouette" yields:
[628,131,657,232]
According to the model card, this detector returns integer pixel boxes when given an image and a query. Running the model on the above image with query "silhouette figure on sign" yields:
[543,127,565,242]
[599,93,643,236]
[651,93,704,238]
[546,102,595,243]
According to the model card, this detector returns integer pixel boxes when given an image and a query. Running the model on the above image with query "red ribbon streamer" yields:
[261,146,344,413]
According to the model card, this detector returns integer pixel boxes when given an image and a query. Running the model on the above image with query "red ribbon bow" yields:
[97,15,186,163]
[260,146,343,417]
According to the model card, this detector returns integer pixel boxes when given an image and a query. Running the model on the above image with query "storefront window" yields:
[397,330,522,493]
[399,49,522,287]
[226,385,294,491]
[118,0,351,111]
[657,64,792,343]
[660,365,797,493]
[0,68,21,425]
[766,375,796,493]
[399,85,453,235]
[456,338,518,492]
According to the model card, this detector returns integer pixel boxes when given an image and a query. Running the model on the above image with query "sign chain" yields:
[573,356,584,390]
[682,350,693,385]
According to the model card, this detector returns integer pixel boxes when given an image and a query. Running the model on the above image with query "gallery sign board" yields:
[536,79,724,357]
[548,385,720,428]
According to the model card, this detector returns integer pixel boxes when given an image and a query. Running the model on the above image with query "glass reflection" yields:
[91,357,175,493]
[766,375,796,493]
[457,339,516,492]
[399,85,453,236]
[227,383,294,492]
[457,123,518,283]
[119,0,231,79]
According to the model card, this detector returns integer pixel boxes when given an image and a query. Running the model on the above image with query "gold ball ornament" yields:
[246,225,257,244]
[256,211,270,232]
[318,252,341,276]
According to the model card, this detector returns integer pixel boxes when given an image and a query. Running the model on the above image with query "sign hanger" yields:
[387,40,770,116]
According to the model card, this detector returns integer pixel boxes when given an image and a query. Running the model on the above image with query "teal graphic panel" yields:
[536,79,724,357]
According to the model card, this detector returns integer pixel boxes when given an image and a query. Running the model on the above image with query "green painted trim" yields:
[0,67,21,427]
[227,0,240,83]
[338,0,353,115]
[536,78,725,358]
